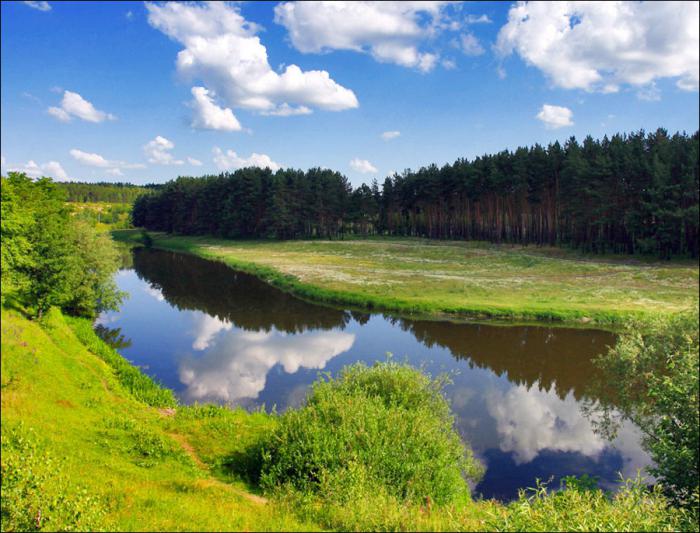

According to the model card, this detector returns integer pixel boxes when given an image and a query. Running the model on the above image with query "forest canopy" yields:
[133,128,699,258]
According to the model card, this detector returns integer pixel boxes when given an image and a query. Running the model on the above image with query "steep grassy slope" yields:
[0,307,316,531]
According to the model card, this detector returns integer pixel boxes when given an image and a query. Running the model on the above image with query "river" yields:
[97,246,652,501]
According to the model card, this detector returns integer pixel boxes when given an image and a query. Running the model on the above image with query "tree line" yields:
[57,181,159,203]
[132,128,698,257]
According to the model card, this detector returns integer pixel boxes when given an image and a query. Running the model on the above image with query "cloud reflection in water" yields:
[485,381,651,478]
[179,317,355,403]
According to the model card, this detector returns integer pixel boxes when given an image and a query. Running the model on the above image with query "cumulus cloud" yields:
[7,159,68,180]
[47,90,116,123]
[70,149,110,167]
[350,158,378,174]
[260,103,312,117]
[460,32,484,56]
[145,1,358,118]
[143,136,183,165]
[381,130,401,141]
[465,14,491,24]
[187,156,203,166]
[190,86,242,132]
[70,148,146,175]
[212,146,281,172]
[496,1,699,93]
[24,1,51,11]
[275,1,450,73]
[536,104,574,129]
[179,323,355,403]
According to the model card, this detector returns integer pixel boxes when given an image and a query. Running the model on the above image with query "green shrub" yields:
[259,361,482,507]
[1,424,108,531]
[488,475,692,532]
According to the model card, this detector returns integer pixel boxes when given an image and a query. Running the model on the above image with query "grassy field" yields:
[113,230,698,326]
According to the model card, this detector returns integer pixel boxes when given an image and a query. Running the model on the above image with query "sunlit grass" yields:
[113,230,699,327]
[1,306,693,531]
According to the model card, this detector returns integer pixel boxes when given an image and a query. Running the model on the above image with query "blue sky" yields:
[2,1,698,186]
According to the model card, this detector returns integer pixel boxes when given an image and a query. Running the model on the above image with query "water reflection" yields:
[180,325,355,404]
[132,248,351,333]
[99,247,652,501]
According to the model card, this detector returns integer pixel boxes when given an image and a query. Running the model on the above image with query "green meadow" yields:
[113,230,699,327]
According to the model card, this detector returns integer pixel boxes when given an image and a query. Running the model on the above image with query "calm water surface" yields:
[98,247,652,501]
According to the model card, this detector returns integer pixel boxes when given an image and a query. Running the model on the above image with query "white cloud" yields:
[260,103,312,117]
[466,14,491,24]
[7,159,68,180]
[381,130,401,141]
[143,136,183,165]
[190,86,242,132]
[187,156,203,166]
[213,146,281,172]
[70,148,146,176]
[441,58,457,70]
[536,104,574,129]
[275,1,451,73]
[350,158,378,174]
[70,148,110,167]
[126,10,133,20]
[145,1,358,116]
[24,1,51,11]
[496,1,699,93]
[460,32,484,56]
[47,90,116,123]
[637,83,661,102]
[179,323,355,403]
[47,106,71,122]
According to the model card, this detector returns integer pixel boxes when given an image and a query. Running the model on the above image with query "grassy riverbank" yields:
[1,307,316,531]
[113,230,698,326]
[2,306,692,531]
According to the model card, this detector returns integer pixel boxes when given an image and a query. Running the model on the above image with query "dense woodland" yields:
[133,129,699,258]
[57,181,157,203]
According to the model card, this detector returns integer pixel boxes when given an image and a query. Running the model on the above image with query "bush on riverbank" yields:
[259,361,482,506]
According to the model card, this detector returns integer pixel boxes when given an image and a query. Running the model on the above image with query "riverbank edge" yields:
[112,229,664,329]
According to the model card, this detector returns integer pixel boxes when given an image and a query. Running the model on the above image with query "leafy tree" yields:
[1,172,123,318]
[587,309,699,508]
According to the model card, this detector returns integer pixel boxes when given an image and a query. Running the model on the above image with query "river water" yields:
[98,247,652,501]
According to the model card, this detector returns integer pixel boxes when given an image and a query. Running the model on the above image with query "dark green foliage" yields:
[64,316,177,408]
[259,361,482,506]
[1,173,124,317]
[589,309,699,509]
[132,129,699,258]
